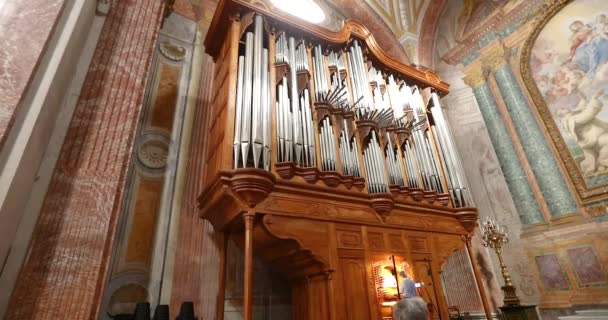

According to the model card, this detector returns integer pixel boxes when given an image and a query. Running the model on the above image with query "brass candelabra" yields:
[481,219,520,306]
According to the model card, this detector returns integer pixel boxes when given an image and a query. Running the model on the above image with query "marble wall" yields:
[0,0,105,317]
[4,1,166,318]
[0,0,66,147]
[99,12,198,318]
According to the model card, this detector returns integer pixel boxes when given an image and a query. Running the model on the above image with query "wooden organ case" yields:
[199,1,480,319]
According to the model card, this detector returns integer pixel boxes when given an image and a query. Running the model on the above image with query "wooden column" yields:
[5,1,166,319]
[465,235,493,320]
[216,232,229,320]
[243,211,255,320]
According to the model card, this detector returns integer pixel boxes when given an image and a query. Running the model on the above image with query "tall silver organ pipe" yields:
[262,49,270,170]
[242,26,471,204]
[300,89,316,166]
[403,141,420,188]
[233,56,245,168]
[275,36,315,167]
[429,92,472,207]
[276,77,292,162]
[338,120,361,177]
[387,75,405,125]
[407,86,440,192]
[385,132,404,186]
[319,117,337,171]
[347,40,373,111]
[233,15,270,170]
[312,45,329,100]
[363,130,389,193]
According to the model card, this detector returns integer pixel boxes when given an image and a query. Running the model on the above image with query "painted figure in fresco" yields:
[568,16,608,74]
[532,7,608,181]
[560,81,608,175]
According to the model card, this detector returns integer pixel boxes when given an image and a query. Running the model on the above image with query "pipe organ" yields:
[200,1,482,319]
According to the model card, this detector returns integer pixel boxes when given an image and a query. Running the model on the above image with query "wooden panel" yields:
[339,258,373,320]
[413,259,440,319]
[367,232,385,250]
[308,276,329,319]
[388,233,405,251]
[337,248,366,259]
[336,229,363,249]
[409,236,429,253]
[292,281,308,320]
[205,36,233,184]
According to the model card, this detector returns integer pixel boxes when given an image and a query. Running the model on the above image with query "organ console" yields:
[199,1,482,319]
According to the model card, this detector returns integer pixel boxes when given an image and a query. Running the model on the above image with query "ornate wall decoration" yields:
[521,0,608,205]
[137,139,169,169]
[159,41,187,61]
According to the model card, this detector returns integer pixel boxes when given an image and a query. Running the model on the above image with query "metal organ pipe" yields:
[363,131,388,193]
[429,92,472,207]
[233,57,245,168]
[385,132,404,186]
[233,15,271,170]
[240,32,253,168]
[239,23,468,205]
[288,37,302,165]
[262,48,270,170]
[251,16,264,168]
[319,117,337,171]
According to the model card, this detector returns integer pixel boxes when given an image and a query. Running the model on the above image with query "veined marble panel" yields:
[0,0,66,147]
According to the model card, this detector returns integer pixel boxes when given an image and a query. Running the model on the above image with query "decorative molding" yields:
[159,41,187,61]
[441,0,542,66]
[520,0,608,206]
[137,139,169,169]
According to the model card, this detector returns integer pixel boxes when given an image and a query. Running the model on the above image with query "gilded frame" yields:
[520,0,608,208]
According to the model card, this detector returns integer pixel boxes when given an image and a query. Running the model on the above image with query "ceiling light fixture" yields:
[270,0,326,24]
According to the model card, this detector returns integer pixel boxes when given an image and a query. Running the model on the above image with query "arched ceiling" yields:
[361,0,433,64]
[173,0,521,71]
[173,0,412,64]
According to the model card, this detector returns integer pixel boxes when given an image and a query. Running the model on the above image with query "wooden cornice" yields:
[204,0,450,95]
[198,170,477,234]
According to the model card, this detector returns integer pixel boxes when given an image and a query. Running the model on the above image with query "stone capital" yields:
[462,62,486,89]
[481,42,509,72]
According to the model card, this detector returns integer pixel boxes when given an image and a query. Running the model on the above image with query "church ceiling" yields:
[173,0,412,63]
